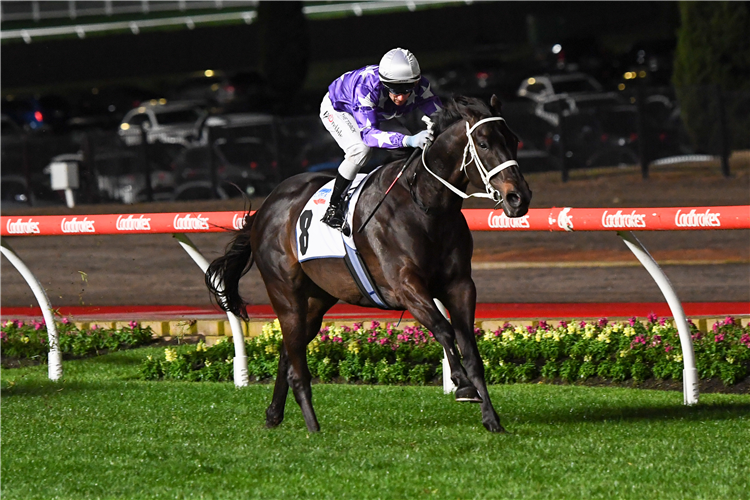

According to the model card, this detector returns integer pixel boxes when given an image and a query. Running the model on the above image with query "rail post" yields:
[617,230,699,404]
[434,298,456,394]
[1,238,63,380]
[172,233,249,387]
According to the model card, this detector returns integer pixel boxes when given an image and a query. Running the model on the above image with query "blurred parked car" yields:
[1,94,72,133]
[171,136,276,200]
[69,85,163,131]
[118,101,207,147]
[517,72,604,102]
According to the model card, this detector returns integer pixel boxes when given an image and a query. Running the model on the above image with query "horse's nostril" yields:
[506,192,521,207]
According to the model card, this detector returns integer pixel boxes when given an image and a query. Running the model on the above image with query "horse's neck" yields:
[408,123,468,214]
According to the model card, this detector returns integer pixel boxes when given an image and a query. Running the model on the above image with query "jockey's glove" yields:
[403,129,434,149]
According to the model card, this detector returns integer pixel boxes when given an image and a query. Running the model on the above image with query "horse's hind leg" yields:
[265,344,290,428]
[265,293,336,429]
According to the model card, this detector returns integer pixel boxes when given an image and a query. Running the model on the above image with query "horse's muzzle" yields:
[502,189,530,217]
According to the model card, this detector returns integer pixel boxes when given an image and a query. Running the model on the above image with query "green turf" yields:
[2,348,749,500]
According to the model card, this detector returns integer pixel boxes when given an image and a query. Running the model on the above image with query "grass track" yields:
[2,347,749,500]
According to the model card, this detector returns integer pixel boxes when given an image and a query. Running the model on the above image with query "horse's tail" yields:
[205,212,255,320]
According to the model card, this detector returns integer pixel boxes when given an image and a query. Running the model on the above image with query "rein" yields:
[419,116,518,207]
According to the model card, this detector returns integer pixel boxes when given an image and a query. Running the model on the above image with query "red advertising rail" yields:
[1,206,749,236]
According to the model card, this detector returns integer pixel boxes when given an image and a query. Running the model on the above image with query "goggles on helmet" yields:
[382,80,418,95]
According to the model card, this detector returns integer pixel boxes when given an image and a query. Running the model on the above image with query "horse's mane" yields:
[432,96,494,137]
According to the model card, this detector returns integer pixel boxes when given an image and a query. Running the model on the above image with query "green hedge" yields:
[140,316,750,387]
[1,319,154,361]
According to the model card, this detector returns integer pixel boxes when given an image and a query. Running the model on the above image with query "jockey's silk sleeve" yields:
[328,66,443,149]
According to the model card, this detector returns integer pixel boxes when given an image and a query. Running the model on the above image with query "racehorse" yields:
[206,95,532,433]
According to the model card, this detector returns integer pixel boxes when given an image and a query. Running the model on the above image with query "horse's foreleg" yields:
[444,281,504,433]
[266,344,289,428]
[399,278,474,393]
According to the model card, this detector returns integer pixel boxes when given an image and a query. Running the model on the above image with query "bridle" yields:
[419,116,518,208]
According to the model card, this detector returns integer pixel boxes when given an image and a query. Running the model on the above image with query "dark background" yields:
[2,2,679,93]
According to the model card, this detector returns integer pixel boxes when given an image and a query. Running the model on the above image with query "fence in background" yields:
[3,205,749,404]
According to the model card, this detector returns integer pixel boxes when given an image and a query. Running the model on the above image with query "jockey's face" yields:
[388,91,411,106]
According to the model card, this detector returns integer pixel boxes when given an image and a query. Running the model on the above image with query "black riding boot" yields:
[321,173,351,230]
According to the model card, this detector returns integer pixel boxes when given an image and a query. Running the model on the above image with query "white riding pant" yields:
[320,93,372,180]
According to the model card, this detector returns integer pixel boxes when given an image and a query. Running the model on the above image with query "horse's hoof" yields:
[455,386,482,403]
[484,421,506,433]
[265,408,284,428]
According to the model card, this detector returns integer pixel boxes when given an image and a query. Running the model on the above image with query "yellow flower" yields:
[322,357,330,365]
[265,344,277,355]
[165,348,177,363]
[196,341,207,352]
[674,354,682,363]
[307,338,320,354]
[624,326,636,338]
[347,341,360,354]
[225,356,233,364]
[205,360,212,367]
[726,357,735,364]
[596,332,611,343]
[21,336,30,344]
[619,350,628,358]
[584,355,592,363]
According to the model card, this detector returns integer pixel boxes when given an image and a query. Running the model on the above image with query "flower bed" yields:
[1,319,155,364]
[140,316,750,387]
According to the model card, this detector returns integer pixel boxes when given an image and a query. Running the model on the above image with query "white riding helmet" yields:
[378,48,421,94]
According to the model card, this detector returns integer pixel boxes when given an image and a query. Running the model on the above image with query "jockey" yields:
[319,47,443,230]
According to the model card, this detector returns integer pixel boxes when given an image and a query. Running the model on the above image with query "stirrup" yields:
[321,204,345,230]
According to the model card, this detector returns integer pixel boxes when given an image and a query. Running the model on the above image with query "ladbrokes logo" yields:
[173,213,209,230]
[6,218,40,234]
[601,210,646,228]
[116,215,151,231]
[487,211,530,229]
[675,209,721,228]
[61,217,96,233]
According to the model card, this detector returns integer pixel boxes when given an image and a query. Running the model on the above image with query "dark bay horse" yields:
[206,95,532,433]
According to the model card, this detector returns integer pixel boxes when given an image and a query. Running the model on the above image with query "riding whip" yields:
[357,117,434,233]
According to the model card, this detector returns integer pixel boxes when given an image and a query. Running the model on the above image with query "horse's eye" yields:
[478,142,489,150]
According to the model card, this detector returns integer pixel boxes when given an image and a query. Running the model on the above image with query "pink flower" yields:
[129,321,138,328]
[494,329,502,337]
[503,322,512,330]
[391,343,398,351]
[367,337,376,343]
[740,334,750,347]
[651,335,662,346]
[659,317,667,326]
[579,321,587,328]
[723,316,735,326]
[91,324,98,331]
[691,331,702,341]
[61,317,70,324]
[33,321,43,331]
[40,338,46,344]
[378,338,388,346]
[665,345,673,353]
[558,321,568,328]
[647,313,658,323]
[538,321,549,331]
[371,321,380,330]
[320,334,329,342]
[353,322,363,331]
[526,325,537,334]
[474,327,482,336]
[712,323,719,333]
[629,317,638,327]
[0,331,6,340]
[714,333,725,343]
[598,318,608,328]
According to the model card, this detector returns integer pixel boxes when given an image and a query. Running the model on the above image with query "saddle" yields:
[295,168,391,309]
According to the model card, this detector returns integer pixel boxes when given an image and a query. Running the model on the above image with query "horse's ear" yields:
[490,94,503,115]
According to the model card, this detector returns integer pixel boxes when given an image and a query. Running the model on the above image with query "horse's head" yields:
[431,95,532,217]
